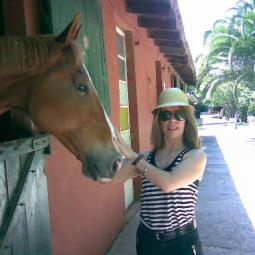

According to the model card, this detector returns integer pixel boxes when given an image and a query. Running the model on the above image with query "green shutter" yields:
[49,0,111,113]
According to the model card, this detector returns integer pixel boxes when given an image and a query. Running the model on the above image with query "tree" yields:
[197,0,255,111]
[206,82,254,120]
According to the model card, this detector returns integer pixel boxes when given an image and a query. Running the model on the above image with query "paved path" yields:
[198,123,255,255]
[108,118,255,255]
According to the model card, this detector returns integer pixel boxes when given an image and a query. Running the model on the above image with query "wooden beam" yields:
[176,71,194,78]
[138,17,176,30]
[168,58,189,65]
[126,0,173,17]
[172,63,192,70]
[148,30,180,41]
[172,65,195,78]
[160,46,186,56]
[167,55,188,61]
[124,31,140,154]
[125,0,196,85]
[154,39,184,48]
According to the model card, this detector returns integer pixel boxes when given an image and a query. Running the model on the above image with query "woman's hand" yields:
[113,128,138,160]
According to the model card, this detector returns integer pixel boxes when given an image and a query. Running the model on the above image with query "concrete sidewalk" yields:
[107,120,255,255]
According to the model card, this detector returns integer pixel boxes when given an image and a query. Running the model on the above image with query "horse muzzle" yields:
[82,150,122,181]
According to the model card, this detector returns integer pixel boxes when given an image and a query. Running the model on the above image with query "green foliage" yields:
[196,0,255,121]
[204,83,255,120]
[248,102,255,115]
[197,103,208,112]
[240,105,248,122]
[205,83,236,118]
[247,91,255,115]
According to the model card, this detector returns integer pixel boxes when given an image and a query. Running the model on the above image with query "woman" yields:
[113,88,207,255]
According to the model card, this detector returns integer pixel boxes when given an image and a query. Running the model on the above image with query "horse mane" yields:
[0,35,83,75]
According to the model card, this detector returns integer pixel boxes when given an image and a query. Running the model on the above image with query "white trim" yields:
[120,129,130,135]
[116,26,125,36]
[119,80,127,85]
[120,105,129,109]
[116,26,134,209]
[117,54,125,60]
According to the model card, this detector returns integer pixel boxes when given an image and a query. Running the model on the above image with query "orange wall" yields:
[102,0,178,202]
[102,0,175,153]
[46,138,125,255]
[2,1,126,254]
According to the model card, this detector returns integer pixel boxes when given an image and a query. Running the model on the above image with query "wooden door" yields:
[0,135,52,255]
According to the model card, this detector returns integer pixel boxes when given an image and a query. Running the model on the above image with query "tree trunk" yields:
[233,82,239,129]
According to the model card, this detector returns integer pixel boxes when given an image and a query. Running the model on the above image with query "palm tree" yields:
[197,0,255,106]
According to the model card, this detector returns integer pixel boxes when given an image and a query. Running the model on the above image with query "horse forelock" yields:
[0,35,83,75]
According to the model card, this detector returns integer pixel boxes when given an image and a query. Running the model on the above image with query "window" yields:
[116,27,134,209]
[116,27,131,145]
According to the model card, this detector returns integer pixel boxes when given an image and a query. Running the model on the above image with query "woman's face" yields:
[159,106,186,141]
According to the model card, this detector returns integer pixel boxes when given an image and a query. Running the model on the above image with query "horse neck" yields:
[0,35,81,115]
[0,72,35,115]
[0,35,55,115]
[0,35,55,73]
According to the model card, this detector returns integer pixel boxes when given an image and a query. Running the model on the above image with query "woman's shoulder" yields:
[184,148,207,162]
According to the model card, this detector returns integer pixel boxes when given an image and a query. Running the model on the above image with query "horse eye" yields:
[74,84,88,95]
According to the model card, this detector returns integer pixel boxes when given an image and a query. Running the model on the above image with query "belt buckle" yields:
[155,231,171,241]
[155,232,161,241]
[156,229,177,241]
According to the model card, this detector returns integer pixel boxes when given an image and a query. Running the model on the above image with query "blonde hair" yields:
[151,108,202,150]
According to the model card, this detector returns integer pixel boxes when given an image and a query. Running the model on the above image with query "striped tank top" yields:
[140,147,199,232]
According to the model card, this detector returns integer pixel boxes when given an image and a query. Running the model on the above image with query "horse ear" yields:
[55,12,82,43]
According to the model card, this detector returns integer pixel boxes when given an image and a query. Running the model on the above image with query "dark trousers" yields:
[136,223,203,255]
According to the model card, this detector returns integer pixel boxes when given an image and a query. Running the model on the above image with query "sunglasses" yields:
[158,110,186,121]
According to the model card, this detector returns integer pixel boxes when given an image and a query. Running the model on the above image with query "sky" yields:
[178,0,238,61]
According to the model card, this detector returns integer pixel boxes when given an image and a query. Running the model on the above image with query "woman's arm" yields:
[112,129,153,183]
[111,151,150,183]
[111,129,140,183]
[110,159,140,183]
[136,149,207,192]
[112,128,207,190]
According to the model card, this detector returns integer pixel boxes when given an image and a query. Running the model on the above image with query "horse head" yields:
[0,14,122,181]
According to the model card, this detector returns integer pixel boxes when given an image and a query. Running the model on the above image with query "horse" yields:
[0,14,122,182]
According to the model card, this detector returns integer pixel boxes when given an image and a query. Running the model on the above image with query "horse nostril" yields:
[112,158,122,174]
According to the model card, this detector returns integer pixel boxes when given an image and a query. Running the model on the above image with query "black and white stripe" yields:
[140,147,199,232]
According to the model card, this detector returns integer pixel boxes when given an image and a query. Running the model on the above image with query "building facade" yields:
[0,0,196,254]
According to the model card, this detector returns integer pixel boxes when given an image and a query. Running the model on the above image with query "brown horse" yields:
[0,14,122,181]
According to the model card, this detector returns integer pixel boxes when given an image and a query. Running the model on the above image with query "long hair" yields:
[151,107,202,150]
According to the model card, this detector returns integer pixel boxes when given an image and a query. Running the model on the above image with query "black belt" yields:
[139,221,197,241]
